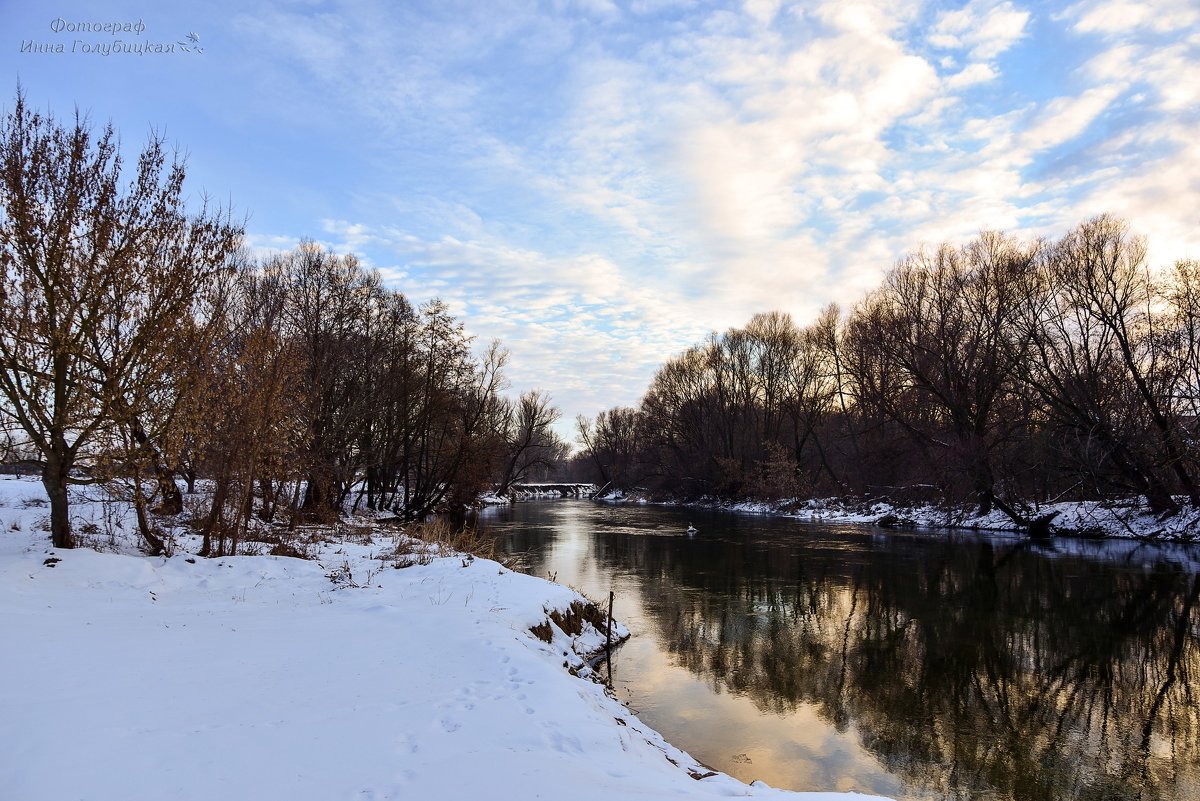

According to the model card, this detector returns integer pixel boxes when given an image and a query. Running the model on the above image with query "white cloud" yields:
[1036,0,1200,265]
[743,0,783,26]
[629,0,700,14]
[1062,0,1200,35]
[945,62,998,89]
[231,0,1197,426]
[1018,84,1124,153]
[567,0,622,19]
[931,0,1031,60]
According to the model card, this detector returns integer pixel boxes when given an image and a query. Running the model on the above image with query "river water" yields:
[478,499,1200,801]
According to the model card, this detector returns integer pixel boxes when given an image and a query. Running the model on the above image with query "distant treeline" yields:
[0,91,564,554]
[575,217,1200,526]
[173,245,567,557]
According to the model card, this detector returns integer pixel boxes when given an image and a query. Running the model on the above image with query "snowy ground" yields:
[599,488,1200,541]
[0,475,887,801]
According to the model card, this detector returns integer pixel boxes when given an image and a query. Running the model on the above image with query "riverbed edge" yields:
[0,474,891,801]
[595,489,1200,542]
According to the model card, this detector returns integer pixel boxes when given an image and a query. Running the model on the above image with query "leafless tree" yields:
[577,406,648,491]
[845,232,1038,519]
[281,243,381,516]
[1016,217,1195,514]
[0,90,241,548]
[494,389,566,494]
[192,257,307,556]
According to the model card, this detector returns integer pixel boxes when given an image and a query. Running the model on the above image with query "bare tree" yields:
[576,407,649,490]
[0,90,241,548]
[1164,258,1200,458]
[282,243,380,516]
[494,389,565,494]
[846,232,1037,519]
[192,257,308,556]
[786,306,845,491]
[1017,216,1197,514]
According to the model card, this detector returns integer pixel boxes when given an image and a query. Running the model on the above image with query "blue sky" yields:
[6,0,1198,439]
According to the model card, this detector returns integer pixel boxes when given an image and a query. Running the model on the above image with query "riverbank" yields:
[0,476,887,801]
[597,488,1200,541]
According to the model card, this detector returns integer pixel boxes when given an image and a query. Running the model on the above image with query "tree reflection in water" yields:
[489,503,1200,801]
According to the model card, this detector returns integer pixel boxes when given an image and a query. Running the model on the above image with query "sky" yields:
[5,0,1198,441]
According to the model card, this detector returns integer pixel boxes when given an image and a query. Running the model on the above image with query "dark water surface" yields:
[479,500,1200,801]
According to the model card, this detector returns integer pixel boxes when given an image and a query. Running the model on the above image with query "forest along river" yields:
[478,499,1200,801]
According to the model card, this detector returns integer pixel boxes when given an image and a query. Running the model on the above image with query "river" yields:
[478,499,1200,801]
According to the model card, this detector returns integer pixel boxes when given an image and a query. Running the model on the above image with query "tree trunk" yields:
[258,476,275,522]
[42,449,73,549]
[974,476,995,516]
[126,413,183,515]
[132,471,166,556]
[302,466,337,520]
[201,473,230,557]
[152,471,184,516]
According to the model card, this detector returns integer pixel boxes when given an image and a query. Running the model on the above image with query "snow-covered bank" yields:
[0,477,886,801]
[597,488,1200,541]
[480,483,599,505]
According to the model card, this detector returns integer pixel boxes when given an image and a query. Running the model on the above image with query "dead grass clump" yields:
[408,517,496,560]
[269,541,307,558]
[239,525,287,545]
[548,600,607,637]
[383,536,434,569]
[330,520,375,543]
[530,620,554,643]
[289,505,341,527]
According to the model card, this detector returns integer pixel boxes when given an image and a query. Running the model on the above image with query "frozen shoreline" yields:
[596,488,1200,542]
[0,476,888,801]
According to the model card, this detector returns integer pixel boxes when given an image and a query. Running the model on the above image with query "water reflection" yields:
[482,502,1200,801]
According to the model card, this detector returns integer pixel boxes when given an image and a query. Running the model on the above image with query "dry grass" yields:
[549,600,608,636]
[530,600,611,645]
[530,620,554,643]
[405,517,497,560]
[268,541,308,558]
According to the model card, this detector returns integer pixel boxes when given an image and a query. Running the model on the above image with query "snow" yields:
[482,484,599,504]
[0,476,888,801]
[599,489,1200,541]
[771,496,1200,540]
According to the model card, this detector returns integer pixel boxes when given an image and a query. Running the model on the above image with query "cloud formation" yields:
[8,0,1194,437]
[246,0,1198,433]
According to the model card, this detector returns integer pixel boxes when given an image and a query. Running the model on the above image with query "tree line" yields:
[577,221,1200,528]
[0,91,565,553]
